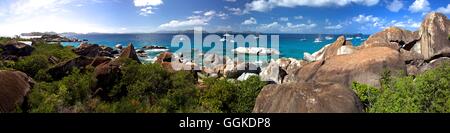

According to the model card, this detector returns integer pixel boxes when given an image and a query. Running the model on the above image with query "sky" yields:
[0,0,449,36]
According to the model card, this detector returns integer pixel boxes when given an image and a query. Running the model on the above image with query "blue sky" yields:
[0,0,449,36]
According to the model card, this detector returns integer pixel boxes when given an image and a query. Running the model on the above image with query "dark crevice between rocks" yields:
[389,39,420,51]
[425,53,450,63]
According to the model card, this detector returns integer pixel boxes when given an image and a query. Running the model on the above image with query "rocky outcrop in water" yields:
[41,34,80,42]
[0,70,34,112]
[73,42,118,58]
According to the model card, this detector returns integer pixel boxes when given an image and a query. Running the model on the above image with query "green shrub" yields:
[13,54,49,77]
[112,60,170,99]
[232,76,267,113]
[32,43,77,62]
[28,68,94,113]
[353,63,450,113]
[201,76,267,113]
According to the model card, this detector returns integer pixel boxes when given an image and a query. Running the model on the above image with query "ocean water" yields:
[63,33,369,62]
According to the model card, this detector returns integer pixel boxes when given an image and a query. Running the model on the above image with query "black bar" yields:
[1,113,450,132]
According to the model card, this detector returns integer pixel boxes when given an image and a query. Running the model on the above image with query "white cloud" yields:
[204,10,216,16]
[279,17,289,21]
[245,0,273,12]
[286,22,317,29]
[245,0,380,12]
[386,0,403,12]
[158,10,218,29]
[388,19,421,29]
[159,19,208,29]
[436,4,450,15]
[294,15,304,19]
[134,0,163,16]
[242,17,257,25]
[408,0,430,13]
[353,14,381,23]
[324,24,343,30]
[224,0,237,2]
[217,12,228,20]
[225,7,244,15]
[193,10,203,14]
[134,0,163,7]
[259,22,281,29]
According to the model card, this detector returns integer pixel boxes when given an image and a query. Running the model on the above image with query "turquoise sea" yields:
[63,33,369,61]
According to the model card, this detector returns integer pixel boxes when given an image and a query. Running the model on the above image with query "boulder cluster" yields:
[253,12,450,113]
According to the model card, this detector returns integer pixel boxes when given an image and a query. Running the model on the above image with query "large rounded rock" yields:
[47,56,95,79]
[0,70,34,112]
[1,41,34,60]
[224,62,261,78]
[417,12,450,60]
[285,47,406,88]
[259,61,287,84]
[253,82,363,113]
[323,36,354,59]
[313,47,406,88]
[362,27,418,50]
[155,52,173,63]
[73,42,102,57]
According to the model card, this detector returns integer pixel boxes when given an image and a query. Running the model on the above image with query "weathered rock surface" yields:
[417,12,450,60]
[323,36,354,59]
[119,43,141,63]
[315,47,406,88]
[253,82,363,113]
[0,70,34,112]
[259,61,287,84]
[47,56,112,80]
[362,27,419,50]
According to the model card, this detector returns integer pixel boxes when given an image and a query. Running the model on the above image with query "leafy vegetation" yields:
[23,53,267,113]
[353,63,450,113]
[11,42,76,78]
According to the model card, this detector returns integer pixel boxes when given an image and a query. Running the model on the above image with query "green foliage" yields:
[353,63,450,113]
[13,54,49,77]
[11,43,76,79]
[24,52,266,113]
[28,68,94,113]
[32,43,77,62]
[201,76,267,113]
[232,76,267,113]
[201,78,238,113]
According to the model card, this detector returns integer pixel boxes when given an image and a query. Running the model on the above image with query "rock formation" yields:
[0,70,34,112]
[253,12,450,113]
[253,82,363,113]
[416,12,450,61]
[0,40,34,61]
[120,43,141,63]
